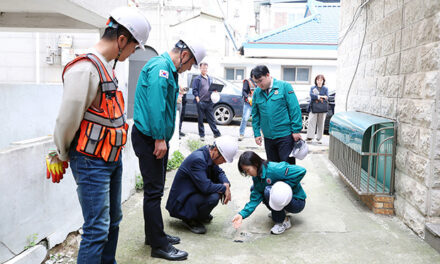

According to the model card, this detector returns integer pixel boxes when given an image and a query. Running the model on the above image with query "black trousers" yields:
[179,96,186,133]
[264,134,296,165]
[196,101,220,137]
[131,124,169,249]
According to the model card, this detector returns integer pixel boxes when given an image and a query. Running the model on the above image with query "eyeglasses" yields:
[253,77,265,84]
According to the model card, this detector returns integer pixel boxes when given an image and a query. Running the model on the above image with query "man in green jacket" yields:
[132,39,206,261]
[251,65,302,164]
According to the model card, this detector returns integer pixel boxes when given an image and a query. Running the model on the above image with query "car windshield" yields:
[212,77,241,95]
[188,73,241,96]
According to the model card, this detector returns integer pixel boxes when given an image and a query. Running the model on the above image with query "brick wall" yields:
[337,0,440,237]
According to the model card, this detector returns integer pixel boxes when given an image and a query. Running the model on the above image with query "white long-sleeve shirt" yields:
[53,49,113,161]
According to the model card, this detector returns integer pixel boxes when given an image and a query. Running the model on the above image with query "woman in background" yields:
[306,74,329,144]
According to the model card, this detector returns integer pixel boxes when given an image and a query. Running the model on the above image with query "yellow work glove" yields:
[45,151,68,183]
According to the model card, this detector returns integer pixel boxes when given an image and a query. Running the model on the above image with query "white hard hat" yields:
[214,135,238,163]
[211,92,220,104]
[110,6,151,50]
[289,139,308,160]
[269,181,293,211]
[177,39,206,65]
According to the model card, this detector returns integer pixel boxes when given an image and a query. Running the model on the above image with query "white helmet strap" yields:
[177,48,194,71]
[107,19,136,69]
[175,40,195,71]
[210,143,224,162]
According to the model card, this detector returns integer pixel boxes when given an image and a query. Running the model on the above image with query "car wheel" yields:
[302,113,309,132]
[214,104,233,125]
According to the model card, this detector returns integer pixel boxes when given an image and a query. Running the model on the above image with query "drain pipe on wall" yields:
[36,32,40,84]
[339,0,370,111]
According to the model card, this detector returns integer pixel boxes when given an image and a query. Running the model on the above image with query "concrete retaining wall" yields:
[0,124,140,263]
[0,84,62,150]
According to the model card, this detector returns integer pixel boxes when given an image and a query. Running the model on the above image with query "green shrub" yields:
[135,174,143,191]
[166,150,185,171]
[187,139,205,152]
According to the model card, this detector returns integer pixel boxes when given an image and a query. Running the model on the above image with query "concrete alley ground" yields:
[46,121,440,263]
[113,121,440,264]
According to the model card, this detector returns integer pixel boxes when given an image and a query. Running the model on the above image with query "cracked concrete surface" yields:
[44,124,440,263]
[114,132,440,263]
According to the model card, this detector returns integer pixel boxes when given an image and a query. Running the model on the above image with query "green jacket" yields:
[251,78,302,139]
[133,53,179,141]
[239,162,306,219]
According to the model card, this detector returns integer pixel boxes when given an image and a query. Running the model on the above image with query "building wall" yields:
[0,32,134,150]
[258,3,307,34]
[221,58,337,100]
[0,31,99,84]
[169,15,226,66]
[337,0,440,236]
[0,131,139,263]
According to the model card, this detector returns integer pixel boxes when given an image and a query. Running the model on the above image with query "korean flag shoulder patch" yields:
[159,69,169,79]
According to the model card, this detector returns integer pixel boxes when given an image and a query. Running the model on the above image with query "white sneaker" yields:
[270,217,291,235]
[283,216,292,230]
[270,222,286,235]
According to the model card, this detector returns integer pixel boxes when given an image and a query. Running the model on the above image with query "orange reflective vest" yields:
[244,78,257,106]
[62,54,128,162]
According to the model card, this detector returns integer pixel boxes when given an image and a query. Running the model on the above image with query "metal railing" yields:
[329,126,396,195]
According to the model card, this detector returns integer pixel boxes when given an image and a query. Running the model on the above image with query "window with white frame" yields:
[225,67,245,81]
[282,66,311,84]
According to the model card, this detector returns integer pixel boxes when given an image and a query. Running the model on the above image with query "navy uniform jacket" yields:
[166,146,230,219]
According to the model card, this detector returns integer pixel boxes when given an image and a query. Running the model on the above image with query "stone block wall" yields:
[337,0,440,237]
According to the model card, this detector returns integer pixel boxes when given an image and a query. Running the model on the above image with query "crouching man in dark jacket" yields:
[166,136,238,234]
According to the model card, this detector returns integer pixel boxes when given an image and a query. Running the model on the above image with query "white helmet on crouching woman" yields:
[214,135,238,163]
[269,181,293,211]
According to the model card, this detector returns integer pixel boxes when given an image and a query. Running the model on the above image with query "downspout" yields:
[36,32,40,84]
[216,0,239,51]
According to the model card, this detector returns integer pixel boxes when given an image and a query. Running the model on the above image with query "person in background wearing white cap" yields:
[232,151,307,235]
[52,6,151,263]
[166,136,238,235]
[131,39,206,260]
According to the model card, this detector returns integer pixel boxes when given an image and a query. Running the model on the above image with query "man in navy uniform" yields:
[166,136,238,234]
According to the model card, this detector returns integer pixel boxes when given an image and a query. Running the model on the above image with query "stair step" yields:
[425,223,440,253]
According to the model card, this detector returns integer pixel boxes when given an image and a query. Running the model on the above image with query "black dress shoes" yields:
[151,244,188,261]
[182,219,206,234]
[200,214,213,224]
[145,234,180,246]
